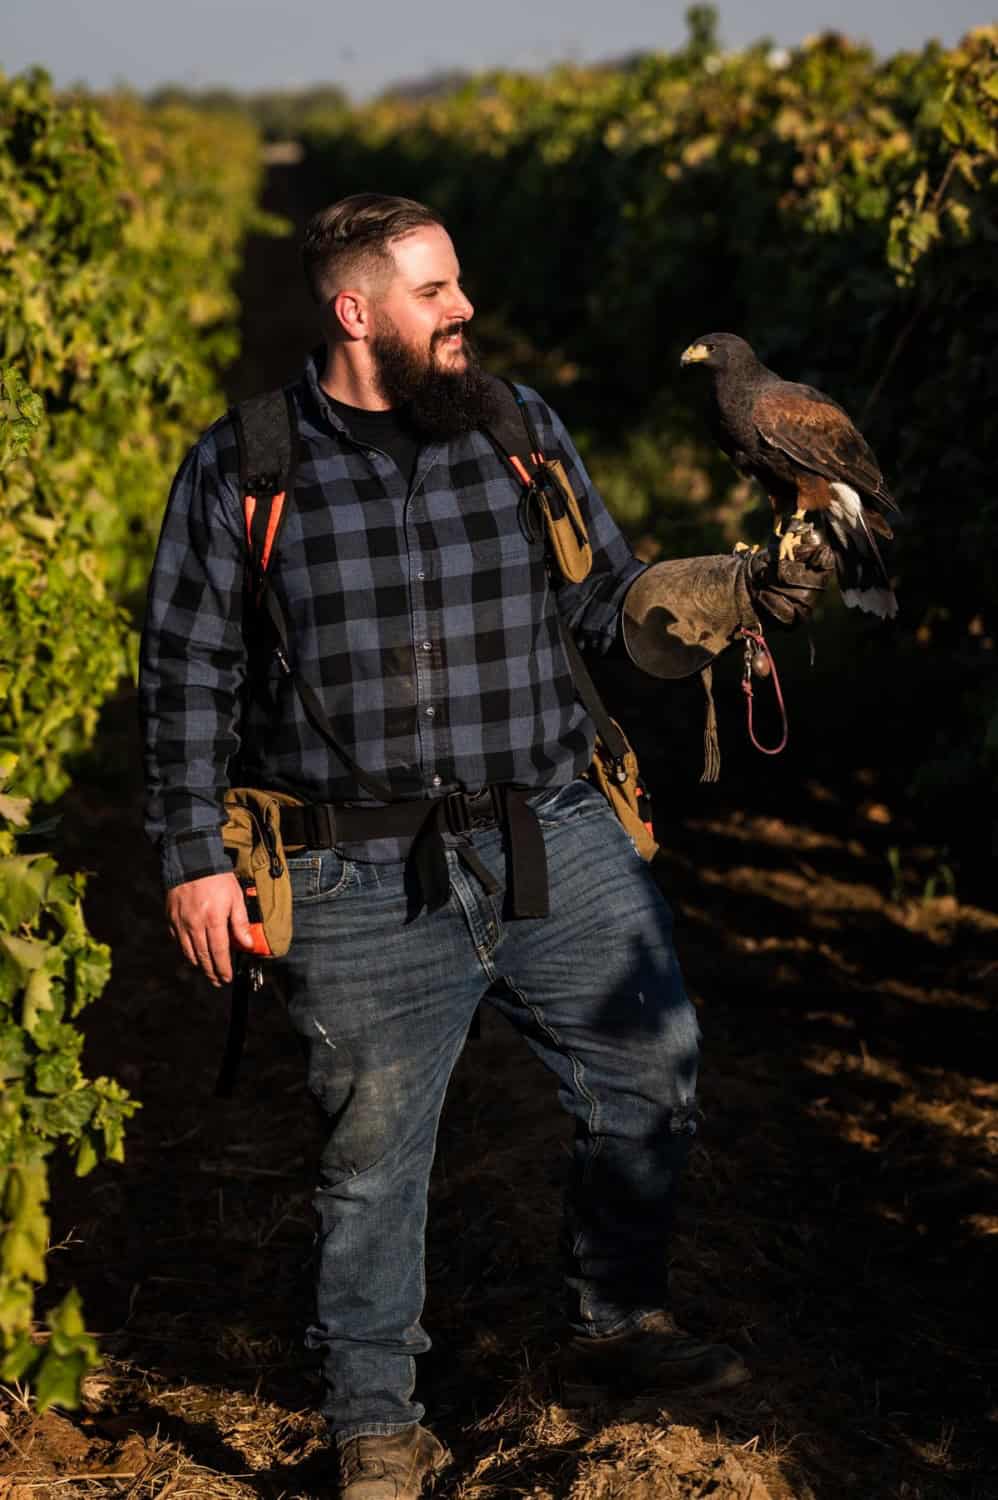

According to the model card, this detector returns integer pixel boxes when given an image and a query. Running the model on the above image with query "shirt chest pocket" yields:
[469,531,547,575]
[466,533,551,633]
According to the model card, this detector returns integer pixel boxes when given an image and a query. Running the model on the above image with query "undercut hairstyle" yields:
[302,193,445,305]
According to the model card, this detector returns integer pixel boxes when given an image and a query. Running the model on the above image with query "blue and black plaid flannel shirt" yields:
[139,351,646,890]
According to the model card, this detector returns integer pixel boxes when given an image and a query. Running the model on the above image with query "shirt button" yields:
[417,571,426,581]
[421,640,432,652]
[425,706,436,718]
[431,773,442,788]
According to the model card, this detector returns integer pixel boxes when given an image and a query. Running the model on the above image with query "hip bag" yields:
[220,786,303,958]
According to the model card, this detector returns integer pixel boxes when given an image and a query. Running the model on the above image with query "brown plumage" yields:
[680,332,900,618]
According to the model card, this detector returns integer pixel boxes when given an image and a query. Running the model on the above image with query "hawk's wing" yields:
[752,383,899,514]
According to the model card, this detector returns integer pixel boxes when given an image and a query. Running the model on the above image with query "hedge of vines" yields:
[1,73,271,802]
[0,70,265,1405]
[301,17,998,841]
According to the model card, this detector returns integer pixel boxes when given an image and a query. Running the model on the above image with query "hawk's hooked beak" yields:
[680,343,710,366]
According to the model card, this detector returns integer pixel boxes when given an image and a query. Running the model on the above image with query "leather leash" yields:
[738,626,789,756]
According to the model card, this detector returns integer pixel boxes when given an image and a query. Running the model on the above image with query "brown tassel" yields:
[699,664,721,783]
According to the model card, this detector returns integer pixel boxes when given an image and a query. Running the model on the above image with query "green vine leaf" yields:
[0,67,263,1410]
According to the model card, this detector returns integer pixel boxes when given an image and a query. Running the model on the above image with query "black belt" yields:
[281,786,498,846]
[280,785,549,919]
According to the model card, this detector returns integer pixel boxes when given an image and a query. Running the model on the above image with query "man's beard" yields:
[369,321,497,439]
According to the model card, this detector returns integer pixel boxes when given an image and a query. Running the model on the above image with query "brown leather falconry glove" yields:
[745,519,836,629]
[621,521,833,680]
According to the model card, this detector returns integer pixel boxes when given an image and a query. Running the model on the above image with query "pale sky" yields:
[3,0,991,100]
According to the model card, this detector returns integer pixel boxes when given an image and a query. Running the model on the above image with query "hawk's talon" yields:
[778,529,801,563]
[776,507,810,563]
[733,541,761,555]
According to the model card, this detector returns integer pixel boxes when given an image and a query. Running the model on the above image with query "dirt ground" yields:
[2,682,995,1500]
[2,162,996,1498]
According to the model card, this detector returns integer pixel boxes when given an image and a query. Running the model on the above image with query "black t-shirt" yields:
[325,394,422,491]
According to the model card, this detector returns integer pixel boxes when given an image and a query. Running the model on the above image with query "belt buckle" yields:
[467,788,498,833]
[442,790,472,837]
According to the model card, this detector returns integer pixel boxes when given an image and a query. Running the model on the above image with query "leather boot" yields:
[563,1309,750,1395]
[334,1424,451,1499]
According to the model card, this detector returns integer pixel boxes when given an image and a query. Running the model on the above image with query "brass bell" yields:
[751,649,771,678]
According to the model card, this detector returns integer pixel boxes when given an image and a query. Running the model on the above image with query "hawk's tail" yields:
[822,482,898,620]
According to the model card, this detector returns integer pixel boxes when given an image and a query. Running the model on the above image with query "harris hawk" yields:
[680,332,899,619]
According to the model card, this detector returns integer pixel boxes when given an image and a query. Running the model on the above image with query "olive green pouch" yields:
[220,788,302,958]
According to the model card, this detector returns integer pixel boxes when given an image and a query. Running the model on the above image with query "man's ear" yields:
[331,289,369,341]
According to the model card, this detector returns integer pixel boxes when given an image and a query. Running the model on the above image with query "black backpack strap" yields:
[484,375,592,575]
[214,958,255,1098]
[232,389,299,580]
[231,389,396,804]
[260,583,396,802]
[556,621,631,768]
[234,388,299,496]
[482,375,545,480]
[482,379,630,769]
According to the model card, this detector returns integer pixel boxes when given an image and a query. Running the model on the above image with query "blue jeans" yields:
[278,778,700,1439]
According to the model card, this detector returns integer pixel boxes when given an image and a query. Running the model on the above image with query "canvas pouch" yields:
[533,459,593,584]
[582,721,659,863]
[220,787,303,958]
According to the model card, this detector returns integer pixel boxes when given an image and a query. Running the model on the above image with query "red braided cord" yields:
[738,627,789,755]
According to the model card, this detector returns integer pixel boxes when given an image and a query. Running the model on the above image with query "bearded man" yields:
[139,194,831,1499]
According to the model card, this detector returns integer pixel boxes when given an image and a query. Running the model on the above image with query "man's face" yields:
[363,224,495,437]
[370,223,474,376]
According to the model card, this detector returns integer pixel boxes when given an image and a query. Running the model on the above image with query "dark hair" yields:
[301,193,444,304]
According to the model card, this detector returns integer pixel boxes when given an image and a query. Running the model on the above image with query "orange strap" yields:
[243,492,287,572]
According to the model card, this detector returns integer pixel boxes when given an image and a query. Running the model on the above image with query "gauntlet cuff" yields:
[621,555,760,680]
